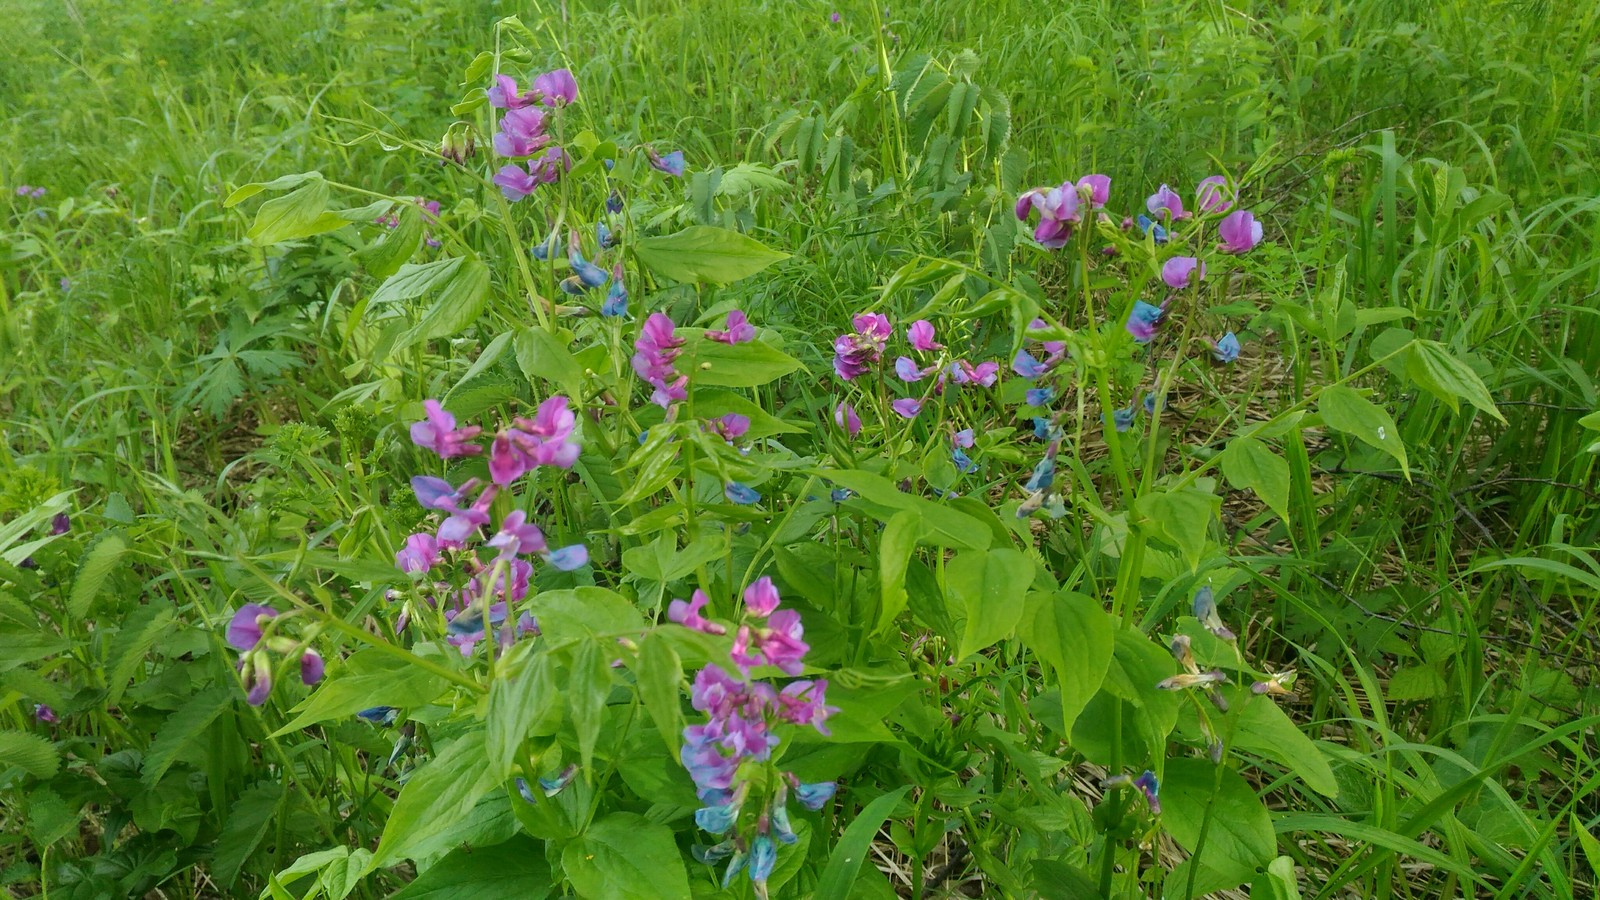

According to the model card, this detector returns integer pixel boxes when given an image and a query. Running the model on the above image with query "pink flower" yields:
[669,590,727,635]
[709,413,750,443]
[1017,183,1084,249]
[1195,176,1234,214]
[950,360,999,387]
[1076,174,1111,208]
[533,68,578,106]
[1161,257,1205,289]
[227,604,278,651]
[743,577,781,617]
[907,320,941,350]
[834,402,861,437]
[632,313,689,407]
[487,74,539,109]
[891,398,923,419]
[396,532,440,575]
[707,310,756,344]
[833,313,892,380]
[730,609,809,675]
[1146,184,1187,221]
[1218,210,1263,254]
[493,106,550,157]
[301,649,325,686]
[410,400,483,458]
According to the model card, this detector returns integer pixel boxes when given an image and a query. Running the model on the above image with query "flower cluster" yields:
[225,603,323,706]
[489,68,576,201]
[670,578,837,897]
[1015,174,1109,248]
[376,197,443,248]
[633,312,689,407]
[832,312,892,381]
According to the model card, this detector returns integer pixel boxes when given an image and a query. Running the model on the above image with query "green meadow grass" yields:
[2,0,1597,897]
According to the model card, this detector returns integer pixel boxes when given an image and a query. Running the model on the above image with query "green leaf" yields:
[1028,859,1103,899]
[67,532,128,619]
[392,835,553,899]
[26,787,77,848]
[1232,693,1339,797]
[1163,758,1275,889]
[824,469,992,551]
[946,547,1032,660]
[561,812,691,900]
[530,588,645,645]
[394,258,490,351]
[359,204,423,279]
[141,686,232,786]
[1019,591,1114,736]
[273,650,448,736]
[515,326,586,398]
[0,730,58,779]
[567,640,612,771]
[223,171,320,208]
[690,389,805,438]
[633,225,788,284]
[1318,385,1408,474]
[374,731,499,867]
[680,332,804,388]
[370,258,464,306]
[635,632,685,757]
[1219,437,1291,523]
[246,179,349,245]
[486,644,558,777]
[1572,814,1600,880]
[814,786,911,900]
[107,600,176,705]
[1403,339,1505,422]
[876,511,922,634]
[213,782,282,886]
[1133,487,1220,571]
[1250,857,1303,900]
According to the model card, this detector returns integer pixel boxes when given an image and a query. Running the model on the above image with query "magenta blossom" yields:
[950,360,1000,388]
[832,313,892,380]
[707,310,756,344]
[743,577,781,617]
[1146,184,1187,221]
[907,320,941,351]
[490,395,582,484]
[487,74,539,109]
[776,680,837,734]
[411,476,497,547]
[1195,176,1234,214]
[493,164,539,202]
[241,653,273,706]
[301,649,325,686]
[396,532,440,575]
[493,106,550,157]
[895,356,936,383]
[227,604,278,651]
[34,704,57,724]
[1161,257,1205,289]
[1016,182,1083,249]
[410,400,483,458]
[891,398,923,419]
[730,608,809,675]
[530,146,570,183]
[632,313,689,407]
[669,589,728,635]
[533,68,578,106]
[1076,174,1111,208]
[1218,210,1263,254]
[833,402,861,437]
[709,413,751,443]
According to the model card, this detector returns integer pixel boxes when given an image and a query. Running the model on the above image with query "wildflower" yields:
[493,106,550,157]
[50,513,70,535]
[227,604,278,651]
[606,189,624,214]
[410,400,484,458]
[532,231,559,260]
[1134,770,1161,815]
[832,313,892,380]
[894,357,935,383]
[731,609,809,675]
[1076,173,1111,208]
[1125,300,1166,343]
[241,652,273,706]
[357,706,398,725]
[530,146,571,183]
[632,313,689,407]
[494,165,538,201]
[891,398,923,419]
[1195,175,1234,214]
[950,360,999,388]
[1013,349,1047,378]
[568,231,609,287]
[15,185,46,198]
[952,447,978,474]
[669,590,728,635]
[533,68,578,106]
[1025,457,1055,492]
[487,74,539,109]
[601,264,628,316]
[647,148,686,177]
[395,532,440,575]
[1218,209,1263,254]
[411,476,496,547]
[1156,670,1227,690]
[709,413,750,444]
[301,649,325,686]
[707,310,757,344]
[1253,669,1297,697]
[833,402,861,437]
[1112,406,1136,432]
[744,577,781,617]
[907,320,941,351]
[1025,386,1055,407]
[595,221,616,250]
[493,395,583,481]
[1144,392,1162,416]
[1146,184,1186,221]
[1161,257,1205,290]
[725,482,761,505]
[1136,213,1170,244]
[793,779,836,810]
[1192,585,1236,640]
[35,704,57,724]
[1213,331,1241,363]
[830,10,842,23]
[1016,182,1083,249]
[953,428,975,448]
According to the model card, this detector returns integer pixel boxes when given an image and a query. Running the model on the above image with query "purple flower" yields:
[411,476,496,548]
[601,264,628,317]
[725,482,761,505]
[1125,300,1165,343]
[491,396,582,483]
[833,402,861,437]
[830,11,842,23]
[1218,209,1263,254]
[1016,183,1084,249]
[744,577,781,617]
[1213,331,1241,363]
[1161,257,1205,289]
[396,532,440,575]
[1196,175,1234,214]
[410,400,484,458]
[486,510,549,561]
[50,513,70,535]
[891,398,923,419]
[1012,349,1047,378]
[531,146,571,183]
[242,653,272,706]
[1076,173,1111,208]
[34,704,57,724]
[632,313,689,407]
[1134,770,1161,815]
[1025,386,1055,407]
[707,310,756,344]
[953,428,975,448]
[950,360,999,388]
[544,545,588,570]
[15,185,45,198]
[710,413,751,443]
[907,320,941,350]
[227,604,278,651]
[894,356,932,383]
[493,106,550,157]
[533,68,578,106]
[301,649,325,686]
[1146,184,1186,221]
[647,148,686,177]
[832,312,892,380]
[487,74,538,109]
[730,609,808,675]
[669,589,728,635]
[776,680,836,733]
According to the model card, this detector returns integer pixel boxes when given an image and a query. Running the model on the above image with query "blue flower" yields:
[1134,770,1161,814]
[1136,214,1169,244]
[952,448,978,474]
[1111,407,1136,432]
[1024,457,1055,492]
[794,781,836,810]
[748,835,777,883]
[1126,300,1165,343]
[829,487,853,503]
[356,706,398,726]
[596,220,616,249]
[601,265,628,317]
[695,803,738,835]
[1012,348,1047,378]
[568,244,609,288]
[1025,386,1056,407]
[531,232,558,261]
[605,189,624,214]
[771,801,798,844]
[725,482,761,505]
[1143,392,1163,416]
[1213,331,1241,363]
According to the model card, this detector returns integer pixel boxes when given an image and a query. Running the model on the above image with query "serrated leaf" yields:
[142,687,232,786]
[107,600,176,705]
[0,730,59,779]
[1319,385,1408,474]
[67,532,128,619]
[213,782,283,886]
[1220,437,1291,522]
[633,226,788,284]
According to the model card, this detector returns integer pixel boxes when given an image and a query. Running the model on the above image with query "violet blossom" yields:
[832,312,892,381]
[1218,209,1263,254]
[410,400,483,458]
[707,310,756,344]
[632,313,689,407]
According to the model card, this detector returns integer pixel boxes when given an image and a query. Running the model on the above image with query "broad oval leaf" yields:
[633,225,788,284]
